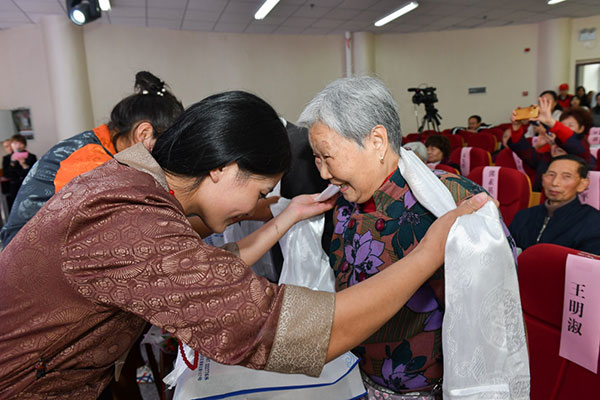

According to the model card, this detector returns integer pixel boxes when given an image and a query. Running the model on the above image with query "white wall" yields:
[82,24,346,126]
[375,24,539,133]
[0,24,57,157]
[569,15,600,86]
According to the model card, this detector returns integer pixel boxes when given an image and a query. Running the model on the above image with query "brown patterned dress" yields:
[0,144,334,399]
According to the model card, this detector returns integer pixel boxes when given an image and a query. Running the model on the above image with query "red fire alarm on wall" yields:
[524,48,531,52]
[522,91,529,96]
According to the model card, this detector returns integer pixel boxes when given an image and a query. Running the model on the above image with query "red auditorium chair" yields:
[480,127,505,145]
[449,146,491,176]
[465,131,497,153]
[421,129,438,136]
[440,132,464,151]
[495,148,538,187]
[455,129,473,142]
[493,123,512,131]
[430,163,459,175]
[518,244,600,400]
[404,132,429,143]
[466,166,531,225]
[591,147,600,171]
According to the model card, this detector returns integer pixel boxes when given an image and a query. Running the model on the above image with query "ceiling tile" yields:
[15,0,64,13]
[147,7,184,19]
[224,1,260,15]
[267,4,300,18]
[0,1,21,12]
[109,16,147,27]
[308,0,345,6]
[311,18,345,29]
[251,15,287,25]
[186,0,226,12]
[293,4,333,18]
[111,0,146,5]
[323,7,361,20]
[282,16,316,28]
[147,0,188,8]
[339,0,380,9]
[184,10,220,22]
[218,12,252,23]
[148,18,181,29]
[109,6,145,18]
[0,11,29,22]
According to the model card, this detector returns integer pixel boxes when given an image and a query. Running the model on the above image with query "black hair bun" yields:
[134,71,171,95]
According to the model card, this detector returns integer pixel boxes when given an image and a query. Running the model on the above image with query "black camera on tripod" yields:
[407,87,442,133]
[408,87,438,106]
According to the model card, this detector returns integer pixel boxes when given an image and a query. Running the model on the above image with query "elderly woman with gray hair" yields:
[298,76,486,399]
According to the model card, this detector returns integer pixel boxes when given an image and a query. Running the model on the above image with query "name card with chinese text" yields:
[482,166,500,200]
[578,171,600,211]
[559,254,600,373]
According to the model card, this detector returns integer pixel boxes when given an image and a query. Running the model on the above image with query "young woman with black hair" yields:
[0,71,184,247]
[2,134,37,211]
[0,90,490,398]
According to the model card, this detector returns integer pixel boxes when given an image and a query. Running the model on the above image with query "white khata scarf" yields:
[398,147,530,400]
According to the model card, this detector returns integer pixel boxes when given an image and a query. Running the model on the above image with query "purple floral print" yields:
[345,231,385,285]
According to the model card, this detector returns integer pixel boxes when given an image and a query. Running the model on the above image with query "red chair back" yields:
[455,129,473,141]
[404,132,429,143]
[449,147,491,175]
[466,166,531,225]
[440,133,464,151]
[480,127,505,145]
[591,146,600,171]
[493,123,512,131]
[495,148,537,186]
[518,244,600,399]
[430,163,459,175]
[466,131,497,153]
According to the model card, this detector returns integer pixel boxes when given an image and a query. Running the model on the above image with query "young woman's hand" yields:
[530,96,556,128]
[285,193,337,222]
[413,193,491,266]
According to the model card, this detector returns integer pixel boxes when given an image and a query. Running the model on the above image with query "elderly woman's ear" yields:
[368,124,391,161]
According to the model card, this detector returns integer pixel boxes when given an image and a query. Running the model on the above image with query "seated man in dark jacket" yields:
[509,154,600,255]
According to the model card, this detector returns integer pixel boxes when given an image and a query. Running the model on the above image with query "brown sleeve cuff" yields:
[265,285,335,377]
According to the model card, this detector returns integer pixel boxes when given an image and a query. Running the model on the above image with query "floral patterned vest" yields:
[329,168,484,393]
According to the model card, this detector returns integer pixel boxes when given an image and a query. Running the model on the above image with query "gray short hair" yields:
[298,76,402,154]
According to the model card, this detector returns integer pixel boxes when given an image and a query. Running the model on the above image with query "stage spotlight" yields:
[66,0,102,26]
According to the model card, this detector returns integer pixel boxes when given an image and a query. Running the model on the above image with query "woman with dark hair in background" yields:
[508,96,593,191]
[575,85,593,108]
[2,134,37,211]
[425,134,461,172]
[0,90,489,398]
[0,71,184,248]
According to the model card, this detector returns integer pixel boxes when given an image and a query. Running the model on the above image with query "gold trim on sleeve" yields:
[265,285,335,377]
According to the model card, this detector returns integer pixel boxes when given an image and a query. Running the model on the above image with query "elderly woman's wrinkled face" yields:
[427,146,444,163]
[309,122,383,204]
